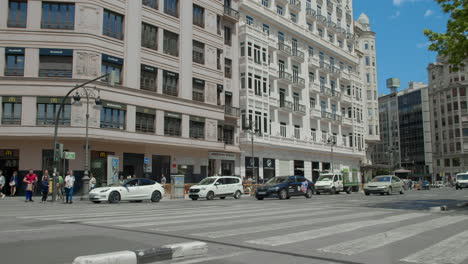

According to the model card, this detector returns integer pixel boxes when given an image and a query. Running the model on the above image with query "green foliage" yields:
[423,0,468,70]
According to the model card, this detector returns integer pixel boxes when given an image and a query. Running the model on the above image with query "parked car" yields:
[416,180,431,190]
[188,176,243,200]
[88,178,165,203]
[455,173,468,190]
[363,175,405,196]
[255,176,314,200]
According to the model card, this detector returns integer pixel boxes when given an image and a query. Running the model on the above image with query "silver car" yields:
[364,175,405,196]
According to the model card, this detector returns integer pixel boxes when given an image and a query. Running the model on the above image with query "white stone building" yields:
[0,0,240,188]
[237,0,379,182]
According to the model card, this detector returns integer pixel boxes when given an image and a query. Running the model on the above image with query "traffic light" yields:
[54,143,63,161]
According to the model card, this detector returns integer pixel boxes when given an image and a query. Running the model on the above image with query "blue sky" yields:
[352,0,449,96]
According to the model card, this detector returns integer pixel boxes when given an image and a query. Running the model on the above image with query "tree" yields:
[423,0,468,70]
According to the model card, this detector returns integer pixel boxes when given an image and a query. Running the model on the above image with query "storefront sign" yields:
[2,96,21,103]
[40,48,73,56]
[63,152,76,160]
[142,64,156,72]
[107,155,119,185]
[263,158,275,169]
[102,101,126,110]
[165,112,181,119]
[6,47,24,55]
[0,149,19,158]
[37,97,71,104]
[209,152,236,161]
[136,106,156,115]
[102,54,123,65]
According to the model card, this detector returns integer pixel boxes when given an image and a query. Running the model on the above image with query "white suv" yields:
[189,176,243,200]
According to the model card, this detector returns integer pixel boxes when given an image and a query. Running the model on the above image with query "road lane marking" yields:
[246,212,427,246]
[400,229,468,264]
[166,251,249,264]
[0,227,63,233]
[193,211,387,238]
[153,209,351,232]
[318,215,468,255]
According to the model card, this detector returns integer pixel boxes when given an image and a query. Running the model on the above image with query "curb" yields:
[72,241,208,264]
[429,205,448,212]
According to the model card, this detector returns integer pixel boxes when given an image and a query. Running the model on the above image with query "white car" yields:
[455,173,468,190]
[188,176,243,200]
[89,178,165,203]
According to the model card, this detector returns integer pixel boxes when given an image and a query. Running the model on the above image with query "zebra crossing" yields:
[17,202,468,264]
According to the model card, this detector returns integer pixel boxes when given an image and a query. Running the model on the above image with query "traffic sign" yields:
[64,152,76,160]
[144,157,149,164]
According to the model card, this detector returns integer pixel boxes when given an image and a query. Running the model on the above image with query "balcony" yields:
[327,21,337,30]
[288,0,301,10]
[320,85,332,96]
[316,14,327,25]
[331,89,341,98]
[309,82,320,92]
[39,69,72,78]
[319,61,330,72]
[279,71,292,83]
[4,68,24,77]
[280,100,293,111]
[310,108,321,118]
[225,105,240,117]
[308,56,319,67]
[329,66,341,76]
[346,32,354,39]
[224,5,239,21]
[278,42,292,55]
[306,8,317,20]
[292,76,305,87]
[291,49,305,61]
[331,114,342,123]
[343,117,353,126]
[321,111,333,120]
[269,66,278,79]
[293,104,306,114]
[337,26,347,35]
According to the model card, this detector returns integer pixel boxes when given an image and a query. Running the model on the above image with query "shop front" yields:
[263,158,275,180]
[209,152,237,177]
[0,149,19,195]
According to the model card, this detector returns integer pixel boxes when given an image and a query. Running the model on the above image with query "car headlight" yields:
[200,187,206,191]
[100,188,110,193]
[268,187,279,191]
[377,186,386,189]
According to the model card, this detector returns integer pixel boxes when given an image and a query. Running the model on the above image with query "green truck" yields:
[314,169,360,194]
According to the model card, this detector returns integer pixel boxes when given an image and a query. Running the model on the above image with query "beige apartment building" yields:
[237,0,379,182]
[428,58,468,183]
[0,0,241,188]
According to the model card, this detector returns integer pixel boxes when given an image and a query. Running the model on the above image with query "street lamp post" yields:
[245,121,259,183]
[327,134,337,172]
[51,72,115,202]
[72,87,102,200]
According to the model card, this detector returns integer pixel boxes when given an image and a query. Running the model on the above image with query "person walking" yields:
[64,170,75,204]
[89,173,96,191]
[9,171,19,196]
[40,170,49,203]
[0,170,6,198]
[24,170,37,202]
[56,173,64,201]
[161,174,167,185]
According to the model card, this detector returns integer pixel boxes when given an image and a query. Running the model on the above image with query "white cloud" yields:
[393,0,424,6]
[424,9,433,17]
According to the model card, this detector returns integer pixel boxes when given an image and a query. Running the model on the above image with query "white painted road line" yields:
[166,251,249,264]
[193,210,384,239]
[153,209,350,232]
[0,227,64,233]
[318,215,468,255]
[246,212,427,246]
[400,229,468,264]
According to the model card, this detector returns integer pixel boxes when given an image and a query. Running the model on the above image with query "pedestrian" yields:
[409,179,413,190]
[89,173,96,191]
[161,174,167,185]
[24,169,37,202]
[64,170,75,204]
[0,170,6,198]
[9,171,19,196]
[56,173,64,201]
[118,175,125,185]
[41,170,49,203]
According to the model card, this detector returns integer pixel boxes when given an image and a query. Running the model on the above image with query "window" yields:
[290,13,297,23]
[263,24,270,35]
[338,40,343,48]
[103,9,124,40]
[193,4,204,28]
[294,125,300,139]
[37,98,71,126]
[246,16,254,25]
[140,65,157,92]
[217,49,222,70]
[366,73,370,83]
[4,48,24,76]
[328,34,333,42]
[193,40,205,64]
[2,98,21,125]
[364,43,369,50]
[310,97,316,108]
[444,159,450,167]
[277,5,283,15]
[39,49,73,78]
[100,103,126,129]
[365,56,370,66]
[217,15,221,35]
[224,26,232,46]
[163,70,179,96]
[225,58,232,78]
[262,0,270,7]
[101,54,123,84]
[307,22,313,31]
[8,0,27,28]
[318,28,324,38]
[192,78,205,102]
[164,0,179,17]
[41,2,74,29]
[164,112,181,136]
[141,23,158,50]
[254,45,261,64]
[280,122,287,137]
[136,110,155,133]
[142,0,158,9]
[189,117,205,139]
[163,30,179,57]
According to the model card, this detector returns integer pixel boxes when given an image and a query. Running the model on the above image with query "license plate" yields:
[258,192,266,195]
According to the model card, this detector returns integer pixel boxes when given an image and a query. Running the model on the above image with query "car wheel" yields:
[365,192,370,196]
[108,191,121,203]
[151,191,162,203]
[305,188,313,198]
[331,187,337,194]
[278,189,288,200]
[191,197,198,201]
[256,195,264,200]
[220,196,226,199]
[380,193,385,195]
[92,201,101,204]
[234,191,242,199]
[387,187,392,195]
[346,188,351,194]
[206,191,215,200]
[316,191,321,195]
[400,189,404,195]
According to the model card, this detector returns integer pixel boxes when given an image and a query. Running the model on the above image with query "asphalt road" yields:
[0,187,467,264]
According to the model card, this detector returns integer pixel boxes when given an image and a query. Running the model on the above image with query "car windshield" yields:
[372,176,391,182]
[198,178,217,185]
[458,174,468,180]
[266,177,288,184]
[318,175,333,181]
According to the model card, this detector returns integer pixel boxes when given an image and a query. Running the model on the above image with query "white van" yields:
[188,176,244,200]
[455,172,468,190]
[315,172,349,194]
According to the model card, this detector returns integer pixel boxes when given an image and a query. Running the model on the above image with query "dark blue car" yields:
[255,176,314,200]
